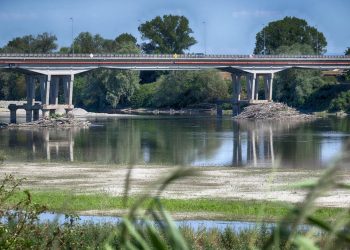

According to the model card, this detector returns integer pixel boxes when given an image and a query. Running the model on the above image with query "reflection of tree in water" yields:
[73,118,226,165]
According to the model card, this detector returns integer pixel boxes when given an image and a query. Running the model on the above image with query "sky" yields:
[0,0,349,55]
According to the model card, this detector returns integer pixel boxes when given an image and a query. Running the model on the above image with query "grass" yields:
[7,190,343,222]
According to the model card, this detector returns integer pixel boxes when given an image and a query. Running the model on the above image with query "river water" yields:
[0,115,349,169]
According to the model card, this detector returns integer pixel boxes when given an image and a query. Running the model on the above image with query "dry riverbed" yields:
[1,162,350,209]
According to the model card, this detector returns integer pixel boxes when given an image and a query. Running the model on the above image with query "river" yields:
[0,115,349,169]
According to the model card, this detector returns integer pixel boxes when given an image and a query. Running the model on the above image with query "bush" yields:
[329,90,350,112]
[304,83,350,111]
[152,70,229,108]
[130,82,159,108]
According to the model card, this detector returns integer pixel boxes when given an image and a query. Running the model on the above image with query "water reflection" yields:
[0,116,349,169]
[6,127,77,162]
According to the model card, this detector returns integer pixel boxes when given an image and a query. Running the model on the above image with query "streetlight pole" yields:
[70,17,74,56]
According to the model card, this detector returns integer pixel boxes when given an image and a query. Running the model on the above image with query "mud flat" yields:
[1,162,349,208]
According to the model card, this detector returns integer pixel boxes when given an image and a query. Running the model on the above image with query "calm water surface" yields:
[0,115,349,169]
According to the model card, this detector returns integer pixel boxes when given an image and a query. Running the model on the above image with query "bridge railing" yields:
[0,53,349,59]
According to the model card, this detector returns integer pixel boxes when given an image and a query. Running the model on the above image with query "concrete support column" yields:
[50,76,59,105]
[62,76,70,104]
[232,74,241,116]
[33,108,39,121]
[49,76,59,116]
[40,75,51,118]
[255,75,259,100]
[268,73,274,101]
[8,104,17,124]
[25,75,35,122]
[68,74,74,106]
[263,73,274,101]
[264,75,269,100]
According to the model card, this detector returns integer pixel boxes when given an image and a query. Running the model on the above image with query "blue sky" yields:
[0,0,349,54]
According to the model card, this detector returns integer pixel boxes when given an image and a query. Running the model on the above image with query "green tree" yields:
[3,33,57,53]
[272,43,327,107]
[0,33,57,100]
[254,17,327,55]
[138,15,196,54]
[73,32,105,53]
[73,33,140,110]
[152,70,228,108]
[253,17,330,108]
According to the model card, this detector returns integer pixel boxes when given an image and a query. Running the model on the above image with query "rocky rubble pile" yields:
[5,117,90,128]
[234,102,316,120]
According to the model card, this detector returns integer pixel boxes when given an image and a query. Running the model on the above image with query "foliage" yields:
[0,175,47,249]
[304,83,350,111]
[0,33,58,101]
[71,32,140,110]
[2,32,57,53]
[139,15,196,54]
[255,24,327,108]
[329,90,350,112]
[152,70,229,108]
[254,16,327,55]
[274,68,327,107]
[73,32,105,53]
[0,71,26,100]
[264,159,350,249]
[130,82,159,108]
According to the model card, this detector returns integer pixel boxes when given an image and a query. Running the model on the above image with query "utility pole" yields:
[70,17,74,56]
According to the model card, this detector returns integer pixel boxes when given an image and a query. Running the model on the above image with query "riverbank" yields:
[1,162,349,219]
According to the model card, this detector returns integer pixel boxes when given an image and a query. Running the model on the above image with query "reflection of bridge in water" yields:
[8,128,76,162]
[232,121,276,167]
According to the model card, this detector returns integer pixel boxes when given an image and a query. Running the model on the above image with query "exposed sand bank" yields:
[1,162,349,208]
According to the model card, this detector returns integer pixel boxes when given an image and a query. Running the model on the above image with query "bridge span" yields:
[1,53,350,122]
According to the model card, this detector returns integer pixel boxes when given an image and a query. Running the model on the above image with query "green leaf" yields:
[293,235,319,250]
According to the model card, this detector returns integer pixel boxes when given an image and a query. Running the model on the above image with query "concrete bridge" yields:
[1,53,350,121]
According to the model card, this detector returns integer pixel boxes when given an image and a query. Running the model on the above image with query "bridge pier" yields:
[25,75,35,122]
[229,72,275,117]
[8,73,75,124]
[40,75,50,118]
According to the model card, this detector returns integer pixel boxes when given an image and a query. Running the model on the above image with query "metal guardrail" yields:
[0,53,349,59]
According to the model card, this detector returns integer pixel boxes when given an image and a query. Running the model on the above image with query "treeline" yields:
[0,15,349,112]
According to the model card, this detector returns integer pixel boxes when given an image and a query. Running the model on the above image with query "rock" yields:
[234,102,316,120]
[68,108,88,117]
[55,107,66,116]
[7,117,90,128]
[0,122,8,129]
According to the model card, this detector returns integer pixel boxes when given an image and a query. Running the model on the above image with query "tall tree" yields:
[73,32,105,53]
[254,17,327,55]
[73,33,140,110]
[138,15,196,54]
[253,17,330,108]
[3,33,57,53]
